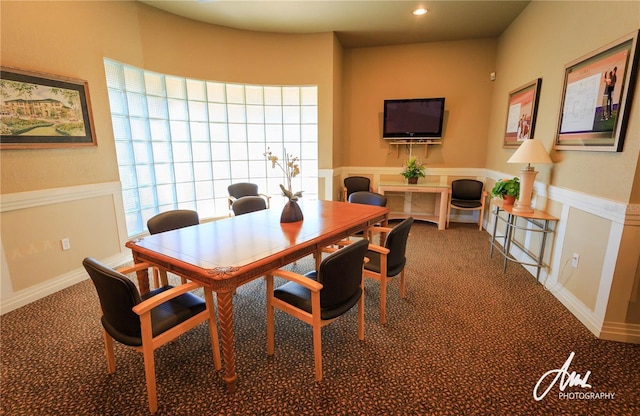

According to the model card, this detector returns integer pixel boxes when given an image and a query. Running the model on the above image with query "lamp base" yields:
[513,167,538,214]
[512,203,534,214]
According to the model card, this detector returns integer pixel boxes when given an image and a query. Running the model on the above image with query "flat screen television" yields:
[382,97,445,140]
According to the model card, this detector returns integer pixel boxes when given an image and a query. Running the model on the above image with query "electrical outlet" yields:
[571,253,579,268]
[61,238,71,251]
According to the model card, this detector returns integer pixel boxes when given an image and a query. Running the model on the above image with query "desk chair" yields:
[363,217,413,324]
[147,209,199,287]
[83,257,221,414]
[266,238,369,381]
[227,182,271,213]
[342,176,372,201]
[447,179,487,231]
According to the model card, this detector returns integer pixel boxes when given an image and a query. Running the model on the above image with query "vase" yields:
[503,195,516,206]
[407,177,418,184]
[280,200,304,223]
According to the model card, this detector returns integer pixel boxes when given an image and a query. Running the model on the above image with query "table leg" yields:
[438,190,448,230]
[489,206,499,258]
[536,220,550,283]
[216,290,238,392]
[503,214,515,273]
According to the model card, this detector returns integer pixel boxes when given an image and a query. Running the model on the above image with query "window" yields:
[104,59,318,236]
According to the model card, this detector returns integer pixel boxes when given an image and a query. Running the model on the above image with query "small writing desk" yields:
[489,200,558,282]
[126,200,389,392]
[377,181,449,230]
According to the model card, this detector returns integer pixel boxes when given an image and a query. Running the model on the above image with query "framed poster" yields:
[554,30,639,152]
[503,78,542,148]
[0,66,96,149]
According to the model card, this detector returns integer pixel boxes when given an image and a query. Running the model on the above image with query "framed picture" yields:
[0,67,96,149]
[554,30,640,152]
[503,78,542,148]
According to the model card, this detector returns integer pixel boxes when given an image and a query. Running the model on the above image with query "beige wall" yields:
[487,0,640,340]
[342,39,497,169]
[0,1,338,302]
[487,1,640,203]
[1,195,121,290]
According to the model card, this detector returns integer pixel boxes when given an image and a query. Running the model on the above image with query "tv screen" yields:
[383,98,445,139]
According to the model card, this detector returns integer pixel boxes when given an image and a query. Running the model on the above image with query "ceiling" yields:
[139,1,531,48]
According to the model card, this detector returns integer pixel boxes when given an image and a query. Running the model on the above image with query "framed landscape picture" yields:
[503,78,542,148]
[554,30,639,152]
[0,67,96,149]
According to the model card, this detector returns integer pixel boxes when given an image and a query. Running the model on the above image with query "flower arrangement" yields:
[264,148,303,201]
[400,157,426,179]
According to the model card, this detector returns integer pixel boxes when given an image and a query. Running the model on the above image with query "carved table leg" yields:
[216,290,237,392]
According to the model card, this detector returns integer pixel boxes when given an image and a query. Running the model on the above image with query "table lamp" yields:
[507,138,552,213]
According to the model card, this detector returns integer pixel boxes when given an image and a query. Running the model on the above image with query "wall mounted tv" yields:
[382,97,445,140]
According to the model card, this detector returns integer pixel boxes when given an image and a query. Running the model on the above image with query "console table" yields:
[489,200,558,282]
[377,181,449,230]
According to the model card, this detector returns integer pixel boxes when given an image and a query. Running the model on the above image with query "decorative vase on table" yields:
[263,149,304,223]
[407,177,418,184]
[280,199,304,223]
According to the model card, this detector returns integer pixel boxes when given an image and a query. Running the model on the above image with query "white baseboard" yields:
[600,321,640,343]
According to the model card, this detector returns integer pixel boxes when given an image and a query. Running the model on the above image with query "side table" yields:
[489,200,558,282]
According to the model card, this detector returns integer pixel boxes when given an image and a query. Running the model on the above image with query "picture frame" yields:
[554,30,640,152]
[503,78,542,148]
[0,66,96,149]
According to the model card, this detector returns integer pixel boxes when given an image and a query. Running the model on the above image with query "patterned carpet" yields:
[1,222,639,415]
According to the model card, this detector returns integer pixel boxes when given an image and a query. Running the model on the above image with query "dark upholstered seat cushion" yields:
[274,239,369,320]
[274,272,362,320]
[147,209,199,235]
[83,258,206,347]
[450,199,483,209]
[348,191,387,207]
[231,196,267,215]
[363,217,413,278]
[363,250,406,278]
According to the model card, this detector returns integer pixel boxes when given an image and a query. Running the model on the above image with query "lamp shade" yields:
[507,139,552,165]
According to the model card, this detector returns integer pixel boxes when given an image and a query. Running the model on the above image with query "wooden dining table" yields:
[125,199,389,392]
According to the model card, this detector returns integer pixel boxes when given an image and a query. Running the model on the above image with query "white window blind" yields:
[104,59,318,236]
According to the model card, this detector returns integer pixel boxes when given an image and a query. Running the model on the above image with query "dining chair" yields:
[227,182,271,213]
[231,195,268,216]
[266,238,369,381]
[348,191,387,207]
[363,217,413,324]
[147,209,199,287]
[82,257,221,414]
[342,176,372,201]
[447,179,487,230]
[147,209,199,235]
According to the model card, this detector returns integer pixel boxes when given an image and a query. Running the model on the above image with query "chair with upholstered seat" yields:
[227,182,271,213]
[447,179,487,230]
[147,209,199,235]
[82,257,221,414]
[348,191,387,207]
[266,238,369,381]
[147,209,200,287]
[363,217,413,324]
[342,176,372,202]
[231,196,268,216]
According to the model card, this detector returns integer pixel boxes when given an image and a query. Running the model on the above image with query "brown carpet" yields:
[1,222,639,415]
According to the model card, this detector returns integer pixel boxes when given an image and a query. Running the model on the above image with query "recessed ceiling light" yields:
[413,8,428,16]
